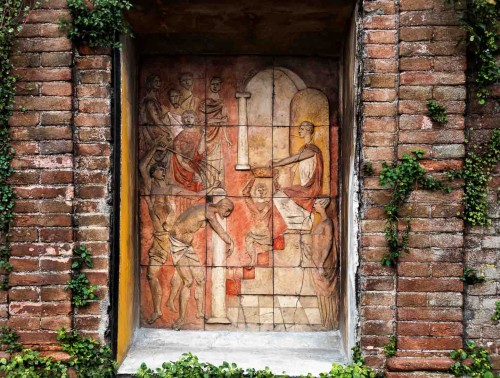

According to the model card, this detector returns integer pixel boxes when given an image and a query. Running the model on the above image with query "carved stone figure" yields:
[171,110,206,192]
[302,197,338,329]
[272,121,323,231]
[242,177,272,266]
[139,75,172,156]
[163,88,183,128]
[178,72,199,112]
[139,141,176,325]
[169,199,234,329]
[199,77,231,188]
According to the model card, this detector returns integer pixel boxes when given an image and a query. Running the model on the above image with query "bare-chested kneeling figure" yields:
[169,199,234,330]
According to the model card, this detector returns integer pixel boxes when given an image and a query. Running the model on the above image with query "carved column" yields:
[206,189,231,324]
[235,92,251,170]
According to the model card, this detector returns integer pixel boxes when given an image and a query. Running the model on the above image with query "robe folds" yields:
[171,127,204,192]
[283,143,323,212]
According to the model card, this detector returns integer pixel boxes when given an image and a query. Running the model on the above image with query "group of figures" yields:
[139,64,339,331]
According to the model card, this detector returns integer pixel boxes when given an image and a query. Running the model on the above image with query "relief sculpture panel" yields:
[138,56,340,331]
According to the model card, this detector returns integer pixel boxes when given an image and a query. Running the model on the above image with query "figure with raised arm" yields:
[242,177,272,266]
[271,121,323,231]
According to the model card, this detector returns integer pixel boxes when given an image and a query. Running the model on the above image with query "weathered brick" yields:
[400,27,433,41]
[364,15,397,30]
[14,96,72,111]
[398,337,462,350]
[41,52,72,67]
[16,38,72,52]
[39,140,73,154]
[41,82,73,96]
[364,30,397,44]
[366,45,396,59]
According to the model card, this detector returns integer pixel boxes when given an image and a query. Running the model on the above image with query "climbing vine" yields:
[0,327,115,377]
[379,151,449,267]
[383,337,396,358]
[57,328,116,377]
[492,301,500,321]
[448,129,500,226]
[60,0,133,48]
[66,245,98,307]
[427,100,448,126]
[461,267,486,285]
[0,1,39,290]
[461,0,500,104]
[450,341,495,377]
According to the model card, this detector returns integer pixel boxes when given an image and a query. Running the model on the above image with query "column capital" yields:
[236,92,251,99]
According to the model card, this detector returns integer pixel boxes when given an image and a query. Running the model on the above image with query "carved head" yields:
[255,183,267,198]
[149,162,166,180]
[168,88,180,106]
[146,75,161,91]
[217,198,234,218]
[298,121,314,138]
[179,72,194,90]
[181,110,197,127]
[313,197,330,212]
[209,77,223,93]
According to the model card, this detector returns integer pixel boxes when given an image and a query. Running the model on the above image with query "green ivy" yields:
[379,150,449,266]
[383,337,396,358]
[448,129,500,226]
[0,326,22,353]
[57,328,117,377]
[461,0,500,104]
[351,344,364,365]
[450,341,495,377]
[363,162,374,176]
[66,245,98,307]
[135,353,377,378]
[0,0,36,291]
[492,301,500,321]
[0,327,115,377]
[0,349,69,377]
[461,267,486,285]
[427,100,448,126]
[60,0,133,48]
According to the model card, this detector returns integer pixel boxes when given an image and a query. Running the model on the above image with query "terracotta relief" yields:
[138,56,339,331]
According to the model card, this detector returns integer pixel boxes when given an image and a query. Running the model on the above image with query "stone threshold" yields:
[118,328,347,377]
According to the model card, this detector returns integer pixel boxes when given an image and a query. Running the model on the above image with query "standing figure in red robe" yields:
[171,110,206,192]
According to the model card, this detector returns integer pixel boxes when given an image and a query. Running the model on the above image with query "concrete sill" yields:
[118,328,347,377]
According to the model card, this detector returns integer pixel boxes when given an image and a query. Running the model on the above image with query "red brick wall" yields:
[360,0,468,375]
[6,0,499,373]
[8,0,112,350]
[463,75,500,368]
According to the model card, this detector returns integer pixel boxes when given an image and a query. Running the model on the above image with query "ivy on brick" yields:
[450,341,495,377]
[448,129,500,226]
[461,267,485,285]
[383,336,396,358]
[60,0,133,48]
[0,327,115,377]
[66,245,98,307]
[447,0,500,104]
[0,0,39,290]
[379,150,450,267]
[427,100,448,126]
[492,301,500,321]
